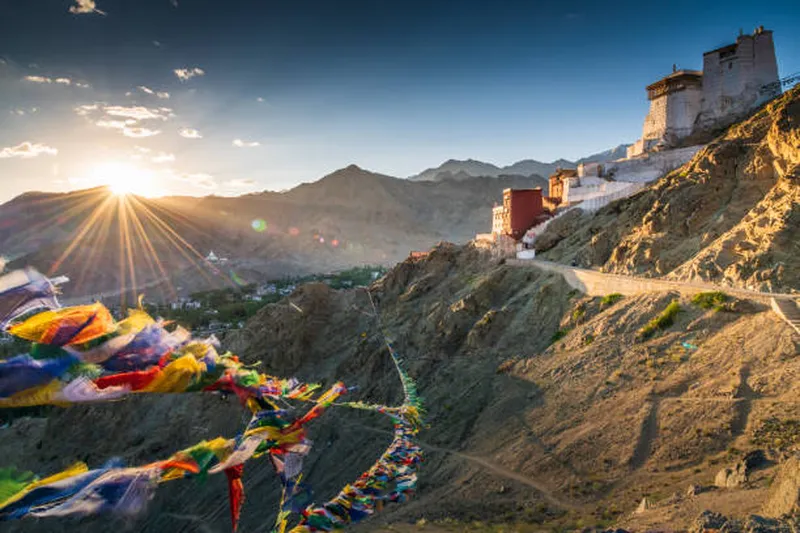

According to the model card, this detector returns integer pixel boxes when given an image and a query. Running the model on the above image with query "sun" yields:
[91,162,161,197]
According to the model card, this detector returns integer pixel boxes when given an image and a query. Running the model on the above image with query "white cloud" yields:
[24,75,52,84]
[179,128,202,139]
[225,179,256,188]
[151,152,175,163]
[0,142,58,159]
[137,86,170,99]
[232,139,260,148]
[153,40,162,47]
[123,127,161,138]
[256,97,265,103]
[174,67,205,82]
[24,75,88,88]
[134,146,152,154]
[103,105,172,121]
[95,119,135,130]
[75,104,100,116]
[69,0,106,15]
[170,0,178,7]
[77,103,172,138]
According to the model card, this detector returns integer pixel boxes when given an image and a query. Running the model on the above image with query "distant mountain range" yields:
[0,166,546,300]
[0,143,632,300]
[408,144,631,182]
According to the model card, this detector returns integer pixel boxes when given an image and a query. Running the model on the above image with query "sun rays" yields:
[22,183,229,308]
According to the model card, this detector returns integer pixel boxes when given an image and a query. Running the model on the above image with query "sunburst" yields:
[90,161,161,197]
[31,165,230,307]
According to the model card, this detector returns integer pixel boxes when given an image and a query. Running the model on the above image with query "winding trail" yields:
[350,422,579,511]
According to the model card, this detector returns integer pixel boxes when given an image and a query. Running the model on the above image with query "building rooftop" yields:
[703,27,772,56]
[646,69,703,90]
[550,168,578,178]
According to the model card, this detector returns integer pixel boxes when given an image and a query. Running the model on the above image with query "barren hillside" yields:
[4,244,798,532]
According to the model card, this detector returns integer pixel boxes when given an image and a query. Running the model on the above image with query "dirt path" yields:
[350,422,579,511]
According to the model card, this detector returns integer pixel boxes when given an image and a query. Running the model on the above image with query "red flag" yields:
[224,464,245,532]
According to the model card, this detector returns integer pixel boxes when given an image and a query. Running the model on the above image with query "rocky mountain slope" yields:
[409,158,572,182]
[537,86,800,294]
[0,167,542,299]
[576,143,632,164]
[409,145,632,183]
[4,243,798,532]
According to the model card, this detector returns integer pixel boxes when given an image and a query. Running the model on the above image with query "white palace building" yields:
[550,27,780,213]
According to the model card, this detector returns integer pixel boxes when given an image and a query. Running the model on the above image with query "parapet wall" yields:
[605,145,704,183]
[506,259,797,305]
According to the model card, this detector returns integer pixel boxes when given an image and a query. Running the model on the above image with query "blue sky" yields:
[0,0,798,201]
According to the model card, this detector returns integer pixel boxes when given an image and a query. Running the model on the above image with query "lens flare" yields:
[230,270,247,287]
[251,219,267,232]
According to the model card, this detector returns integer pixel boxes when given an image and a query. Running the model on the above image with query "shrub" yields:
[600,293,624,307]
[551,329,570,344]
[572,304,586,322]
[752,417,800,450]
[691,291,729,311]
[639,300,682,339]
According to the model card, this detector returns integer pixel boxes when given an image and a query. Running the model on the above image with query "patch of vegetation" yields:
[550,328,570,344]
[599,293,624,307]
[691,291,729,311]
[154,265,387,330]
[752,417,800,450]
[571,304,586,322]
[582,334,595,346]
[638,300,682,340]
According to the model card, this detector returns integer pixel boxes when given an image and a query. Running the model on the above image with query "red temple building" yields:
[501,188,543,240]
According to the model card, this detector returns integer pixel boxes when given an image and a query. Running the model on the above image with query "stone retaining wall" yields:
[507,259,797,305]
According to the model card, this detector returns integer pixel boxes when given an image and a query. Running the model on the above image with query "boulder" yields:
[762,455,800,517]
[743,514,792,533]
[714,450,768,489]
[715,461,749,488]
[692,510,730,532]
[686,484,702,497]
[635,497,652,514]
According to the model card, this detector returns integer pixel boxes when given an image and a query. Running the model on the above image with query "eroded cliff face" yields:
[538,86,800,293]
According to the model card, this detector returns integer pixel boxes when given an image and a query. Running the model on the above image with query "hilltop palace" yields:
[481,27,782,251]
